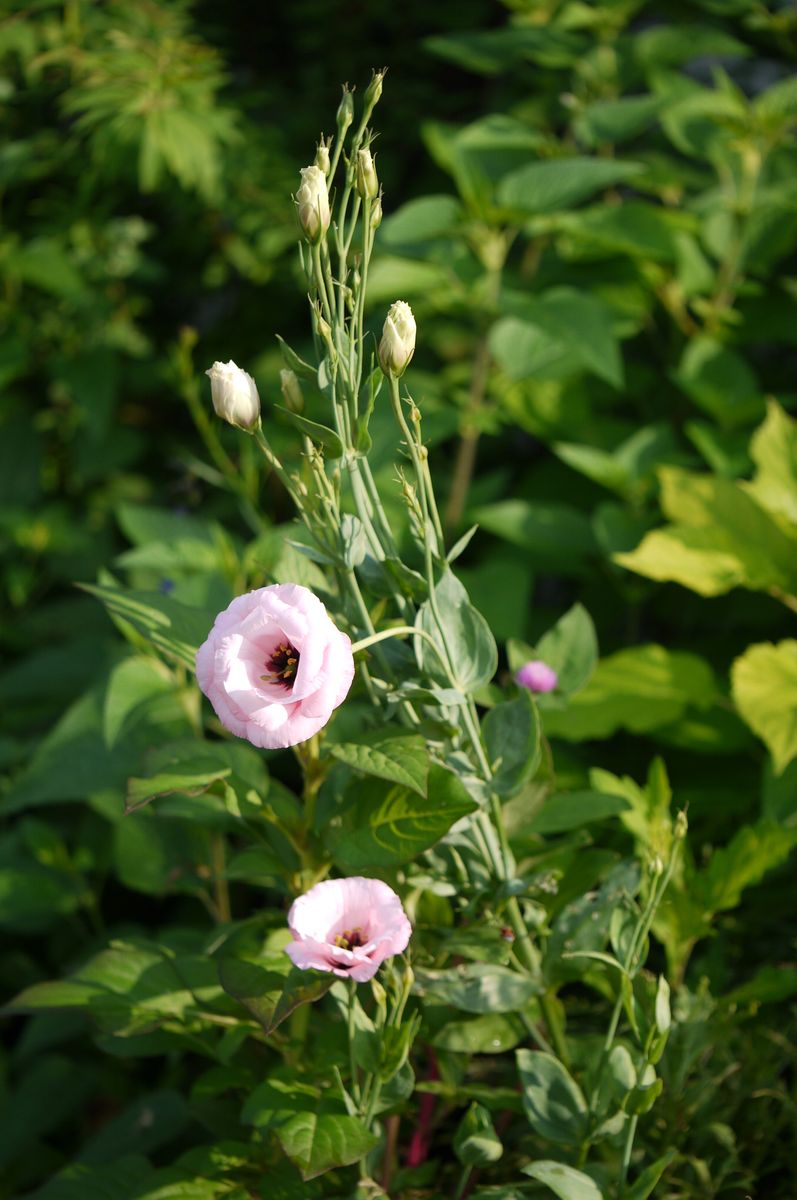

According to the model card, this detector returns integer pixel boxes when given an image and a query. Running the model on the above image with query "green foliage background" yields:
[2,1,797,1197]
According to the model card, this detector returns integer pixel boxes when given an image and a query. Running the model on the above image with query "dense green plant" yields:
[2,2,797,1198]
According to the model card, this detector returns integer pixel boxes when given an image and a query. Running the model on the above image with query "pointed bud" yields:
[370,192,383,231]
[356,147,379,200]
[296,165,330,243]
[364,69,386,113]
[378,300,416,379]
[280,368,304,414]
[205,361,260,432]
[337,85,354,133]
[315,139,331,177]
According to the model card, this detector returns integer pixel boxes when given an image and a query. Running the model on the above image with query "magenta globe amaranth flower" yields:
[196,583,354,750]
[516,659,558,694]
[285,877,412,982]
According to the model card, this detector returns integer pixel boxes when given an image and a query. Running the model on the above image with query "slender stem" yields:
[210,834,231,923]
[620,1114,639,1195]
[350,623,448,668]
[312,242,334,325]
[455,1165,473,1200]
[348,980,361,1105]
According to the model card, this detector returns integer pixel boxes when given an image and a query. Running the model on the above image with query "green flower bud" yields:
[280,368,304,414]
[370,192,383,231]
[337,85,354,133]
[364,68,386,112]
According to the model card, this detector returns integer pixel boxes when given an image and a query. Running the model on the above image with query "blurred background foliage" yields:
[2,0,797,1196]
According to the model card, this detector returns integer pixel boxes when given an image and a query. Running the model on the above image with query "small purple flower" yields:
[515,660,558,694]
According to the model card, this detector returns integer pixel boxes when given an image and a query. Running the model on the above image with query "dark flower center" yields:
[334,927,365,950]
[262,641,300,688]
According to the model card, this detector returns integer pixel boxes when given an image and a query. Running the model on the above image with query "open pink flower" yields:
[516,659,558,694]
[196,583,354,750]
[285,877,411,983]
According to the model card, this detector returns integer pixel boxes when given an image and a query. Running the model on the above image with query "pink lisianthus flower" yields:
[196,583,354,750]
[285,877,411,983]
[515,659,558,694]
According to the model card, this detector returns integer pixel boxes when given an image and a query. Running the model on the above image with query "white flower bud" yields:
[356,148,379,200]
[280,367,304,413]
[205,360,260,431]
[370,192,383,231]
[378,300,416,379]
[296,165,330,243]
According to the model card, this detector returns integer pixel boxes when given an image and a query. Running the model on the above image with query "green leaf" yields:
[701,819,797,914]
[5,938,222,1034]
[454,1103,503,1167]
[560,201,678,262]
[19,1156,154,1200]
[483,690,540,796]
[522,1161,603,1200]
[80,1090,188,1164]
[415,570,497,692]
[276,335,316,380]
[126,760,232,813]
[497,157,644,215]
[329,765,477,871]
[732,640,797,773]
[0,862,83,932]
[0,684,191,816]
[542,645,716,741]
[328,730,429,796]
[433,1012,526,1054]
[81,583,215,669]
[474,500,597,575]
[103,656,174,748]
[218,955,331,1035]
[748,401,797,526]
[574,94,663,146]
[625,1151,677,1200]
[415,963,541,1014]
[276,1112,378,1180]
[675,337,764,428]
[114,503,225,573]
[494,289,623,388]
[516,1050,589,1145]
[424,27,584,75]
[380,194,462,244]
[527,790,630,835]
[535,603,598,696]
[274,405,343,458]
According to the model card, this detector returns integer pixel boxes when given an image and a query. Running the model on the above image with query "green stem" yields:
[210,834,231,923]
[619,1114,639,1195]
[455,1165,473,1200]
[348,980,361,1105]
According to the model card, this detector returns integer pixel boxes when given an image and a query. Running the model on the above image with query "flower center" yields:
[334,927,365,950]
[261,641,300,688]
